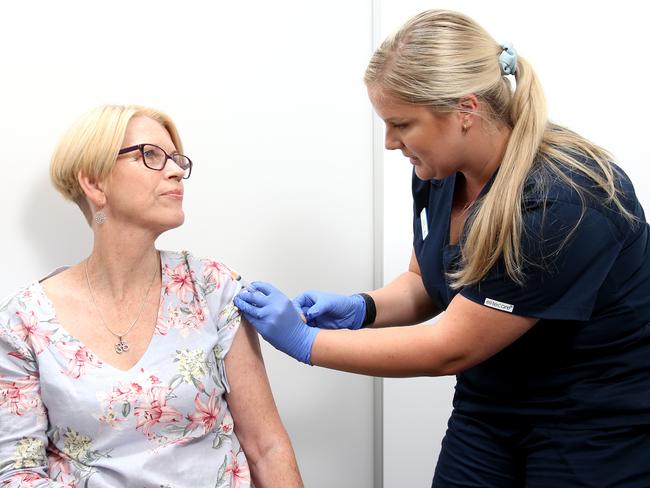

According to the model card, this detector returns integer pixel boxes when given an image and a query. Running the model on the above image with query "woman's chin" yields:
[170,214,185,229]
[157,213,185,233]
[414,166,436,181]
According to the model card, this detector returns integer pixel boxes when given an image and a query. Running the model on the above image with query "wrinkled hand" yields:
[233,282,318,364]
[292,291,366,330]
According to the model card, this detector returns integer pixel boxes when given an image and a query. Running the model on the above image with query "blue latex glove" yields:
[292,291,366,330]
[233,281,318,365]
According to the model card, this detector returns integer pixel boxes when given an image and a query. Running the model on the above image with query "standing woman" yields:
[235,9,650,487]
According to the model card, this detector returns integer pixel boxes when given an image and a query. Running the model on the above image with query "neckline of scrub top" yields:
[443,170,499,249]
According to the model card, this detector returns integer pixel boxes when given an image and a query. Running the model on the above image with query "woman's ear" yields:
[77,171,106,209]
[457,95,479,132]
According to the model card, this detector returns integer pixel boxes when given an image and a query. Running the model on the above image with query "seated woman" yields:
[0,105,303,487]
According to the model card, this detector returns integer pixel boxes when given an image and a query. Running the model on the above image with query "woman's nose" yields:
[384,129,403,150]
[164,158,187,179]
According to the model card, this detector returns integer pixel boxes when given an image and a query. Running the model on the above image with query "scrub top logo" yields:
[484,298,514,313]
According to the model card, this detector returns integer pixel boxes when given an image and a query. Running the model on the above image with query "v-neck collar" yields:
[443,170,499,248]
[33,251,167,375]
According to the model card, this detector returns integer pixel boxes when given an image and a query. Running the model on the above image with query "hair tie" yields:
[499,41,517,76]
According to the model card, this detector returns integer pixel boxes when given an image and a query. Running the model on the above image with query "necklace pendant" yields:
[115,337,129,354]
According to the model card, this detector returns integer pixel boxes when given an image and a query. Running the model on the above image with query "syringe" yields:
[219,263,256,293]
[231,272,307,323]
[233,274,256,293]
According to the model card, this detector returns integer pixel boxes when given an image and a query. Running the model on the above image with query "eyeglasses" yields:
[118,143,193,179]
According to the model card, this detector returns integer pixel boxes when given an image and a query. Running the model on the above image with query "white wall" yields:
[3,1,649,486]
[0,1,376,486]
[380,1,650,487]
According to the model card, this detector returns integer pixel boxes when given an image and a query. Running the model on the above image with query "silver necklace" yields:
[83,256,158,354]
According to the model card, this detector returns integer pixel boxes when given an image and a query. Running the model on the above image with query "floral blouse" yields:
[0,250,251,487]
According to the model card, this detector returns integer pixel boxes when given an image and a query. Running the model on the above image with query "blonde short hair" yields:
[50,104,182,223]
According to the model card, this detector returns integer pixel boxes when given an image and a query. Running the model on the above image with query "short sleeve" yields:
[460,202,625,321]
[203,259,243,359]
[0,293,65,486]
[181,253,244,350]
[179,252,245,391]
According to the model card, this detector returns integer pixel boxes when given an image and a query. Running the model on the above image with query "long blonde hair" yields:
[365,9,632,287]
[50,104,182,225]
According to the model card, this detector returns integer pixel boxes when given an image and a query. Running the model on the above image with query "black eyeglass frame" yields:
[118,143,193,179]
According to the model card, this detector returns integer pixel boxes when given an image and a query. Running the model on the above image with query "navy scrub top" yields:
[412,161,650,428]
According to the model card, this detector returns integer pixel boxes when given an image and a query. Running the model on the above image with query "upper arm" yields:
[369,248,438,327]
[224,319,291,461]
[432,293,538,375]
[461,204,625,321]
[419,203,622,374]
[405,247,439,321]
[192,254,292,461]
[408,247,421,275]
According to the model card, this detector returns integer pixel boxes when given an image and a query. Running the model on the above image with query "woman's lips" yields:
[162,190,183,199]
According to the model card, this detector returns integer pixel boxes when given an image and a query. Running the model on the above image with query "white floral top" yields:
[0,250,251,488]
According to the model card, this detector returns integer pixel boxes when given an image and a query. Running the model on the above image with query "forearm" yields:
[247,437,303,488]
[310,324,454,377]
[368,271,438,328]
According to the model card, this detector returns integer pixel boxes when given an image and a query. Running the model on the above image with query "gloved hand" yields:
[233,282,319,365]
[292,291,366,330]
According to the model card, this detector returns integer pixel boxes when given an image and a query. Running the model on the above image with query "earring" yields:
[462,123,469,133]
[94,210,106,225]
